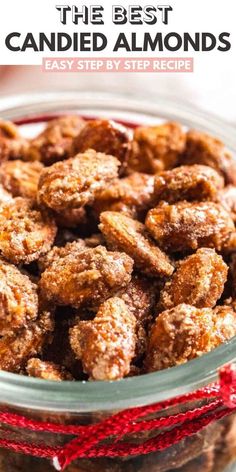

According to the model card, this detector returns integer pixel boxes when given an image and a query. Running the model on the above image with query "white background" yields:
[0,0,235,121]
[0,0,234,63]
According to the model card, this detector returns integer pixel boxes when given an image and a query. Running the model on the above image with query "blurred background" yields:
[0,63,235,122]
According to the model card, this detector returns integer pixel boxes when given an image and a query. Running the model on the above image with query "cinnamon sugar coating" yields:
[145,201,235,253]
[39,245,133,308]
[0,119,29,162]
[117,275,157,326]
[93,172,155,219]
[116,275,158,358]
[73,119,132,173]
[0,184,13,204]
[218,185,236,222]
[0,197,57,264]
[180,129,236,185]
[154,165,224,204]
[70,297,136,380]
[0,258,38,335]
[0,160,43,201]
[26,358,73,381]
[100,211,174,277]
[26,115,85,165]
[0,311,54,373]
[128,122,186,174]
[38,149,120,212]
[146,304,236,371]
[158,249,228,310]
[38,239,87,272]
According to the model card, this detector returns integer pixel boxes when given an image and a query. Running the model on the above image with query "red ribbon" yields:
[0,365,235,470]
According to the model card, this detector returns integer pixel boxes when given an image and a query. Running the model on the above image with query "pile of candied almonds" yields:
[0,115,236,382]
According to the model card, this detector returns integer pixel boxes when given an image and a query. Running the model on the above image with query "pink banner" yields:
[42,57,193,73]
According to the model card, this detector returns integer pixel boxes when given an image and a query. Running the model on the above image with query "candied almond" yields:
[37,149,120,212]
[0,258,38,335]
[116,275,158,358]
[73,119,132,173]
[70,297,136,380]
[26,358,73,381]
[128,122,186,174]
[117,275,157,325]
[158,249,228,311]
[0,311,54,373]
[99,211,174,277]
[0,183,13,204]
[0,197,57,264]
[93,172,155,220]
[38,239,87,272]
[180,129,236,185]
[39,245,134,308]
[154,164,224,204]
[145,201,235,252]
[218,185,236,222]
[146,304,236,371]
[0,120,20,139]
[222,231,236,254]
[0,160,43,201]
[0,119,29,162]
[26,115,85,165]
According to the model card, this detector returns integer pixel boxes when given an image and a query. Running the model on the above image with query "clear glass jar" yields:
[0,91,236,472]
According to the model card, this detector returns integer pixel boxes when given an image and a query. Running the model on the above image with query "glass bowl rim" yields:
[0,90,235,412]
